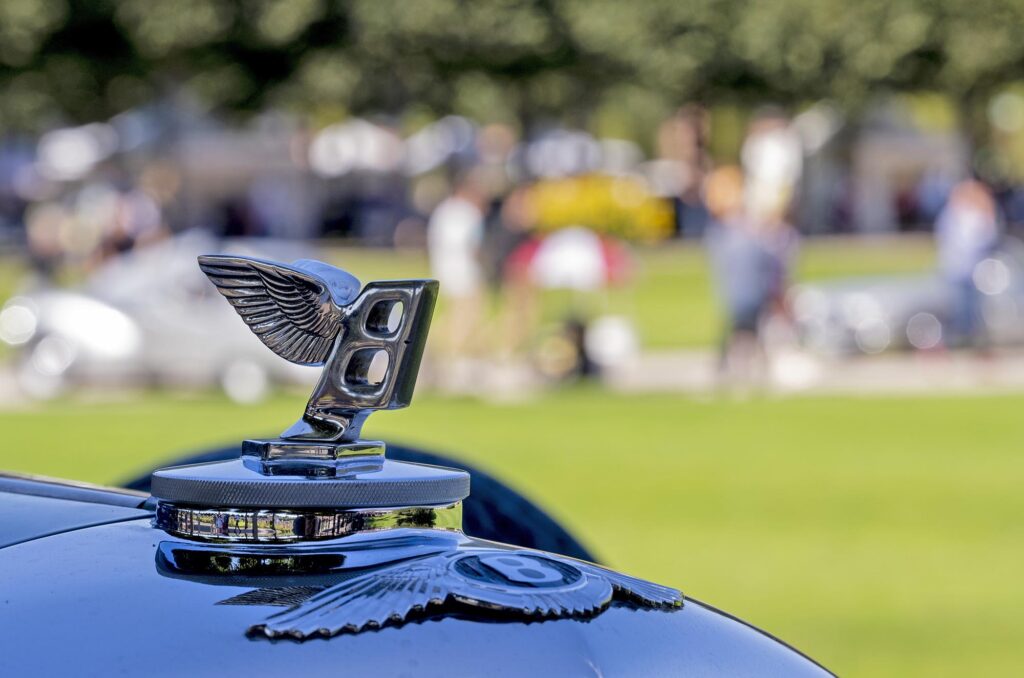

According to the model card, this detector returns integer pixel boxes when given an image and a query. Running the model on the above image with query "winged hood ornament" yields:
[198,255,437,444]
[150,255,463,531]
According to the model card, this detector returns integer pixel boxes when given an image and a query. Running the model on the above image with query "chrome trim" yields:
[155,501,462,543]
[242,439,385,462]
[240,439,385,477]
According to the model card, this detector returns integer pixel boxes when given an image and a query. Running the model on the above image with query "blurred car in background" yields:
[0,232,315,401]
[791,238,1024,354]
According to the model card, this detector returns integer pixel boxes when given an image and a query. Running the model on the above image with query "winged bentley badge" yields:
[151,254,680,639]
[247,546,682,640]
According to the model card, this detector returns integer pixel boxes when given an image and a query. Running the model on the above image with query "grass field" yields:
[1,389,1021,676]
[1,235,935,351]
[322,235,937,349]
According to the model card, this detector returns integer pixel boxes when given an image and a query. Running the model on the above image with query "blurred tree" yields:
[2,0,1024,136]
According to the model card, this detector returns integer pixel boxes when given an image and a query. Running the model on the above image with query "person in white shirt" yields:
[741,112,802,227]
[428,179,486,299]
[427,171,488,367]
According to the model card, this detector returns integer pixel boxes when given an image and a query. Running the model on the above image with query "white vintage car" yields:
[0,231,316,401]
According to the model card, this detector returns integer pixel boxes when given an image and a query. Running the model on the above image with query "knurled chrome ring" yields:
[150,458,470,509]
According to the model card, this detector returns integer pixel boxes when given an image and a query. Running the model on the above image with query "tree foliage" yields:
[3,0,1024,130]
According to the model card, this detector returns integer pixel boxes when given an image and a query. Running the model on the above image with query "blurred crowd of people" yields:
[701,112,1005,389]
[10,160,176,281]
[424,167,632,386]
[0,100,1020,400]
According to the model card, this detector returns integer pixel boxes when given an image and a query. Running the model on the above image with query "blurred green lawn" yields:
[1,235,935,350]
[1,389,1021,677]
[326,235,936,349]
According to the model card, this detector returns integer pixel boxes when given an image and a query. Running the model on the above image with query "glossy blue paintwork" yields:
[0,517,832,677]
[0,486,149,548]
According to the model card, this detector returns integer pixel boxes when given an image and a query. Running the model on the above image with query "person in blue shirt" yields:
[704,166,778,387]
[935,179,1000,349]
